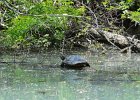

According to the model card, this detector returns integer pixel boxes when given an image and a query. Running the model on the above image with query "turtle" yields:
[60,55,90,69]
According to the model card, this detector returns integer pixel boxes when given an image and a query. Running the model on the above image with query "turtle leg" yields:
[61,63,67,68]
[61,63,64,67]
[85,63,90,67]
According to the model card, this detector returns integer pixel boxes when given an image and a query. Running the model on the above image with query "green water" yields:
[0,51,140,100]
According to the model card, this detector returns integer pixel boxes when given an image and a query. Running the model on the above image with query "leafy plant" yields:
[103,0,140,24]
[3,0,85,49]
[5,15,38,46]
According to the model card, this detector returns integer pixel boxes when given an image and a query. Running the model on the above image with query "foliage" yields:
[103,0,140,24]
[122,10,140,23]
[1,0,85,49]
[1,0,140,50]
[119,1,140,24]
[5,16,37,46]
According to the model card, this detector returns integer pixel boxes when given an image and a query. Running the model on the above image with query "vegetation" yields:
[0,0,140,51]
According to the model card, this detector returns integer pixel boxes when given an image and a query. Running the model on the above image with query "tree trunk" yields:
[89,28,140,52]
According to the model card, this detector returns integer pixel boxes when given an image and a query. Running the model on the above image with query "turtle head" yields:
[60,53,65,60]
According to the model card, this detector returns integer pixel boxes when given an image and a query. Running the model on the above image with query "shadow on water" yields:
[1,50,140,100]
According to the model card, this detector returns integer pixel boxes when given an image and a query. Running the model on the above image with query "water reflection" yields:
[0,50,140,100]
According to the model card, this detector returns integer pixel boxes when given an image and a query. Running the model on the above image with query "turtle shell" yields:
[61,55,90,69]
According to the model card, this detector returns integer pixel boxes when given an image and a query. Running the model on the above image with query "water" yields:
[0,50,140,100]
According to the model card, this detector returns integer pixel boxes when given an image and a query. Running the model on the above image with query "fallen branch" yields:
[89,28,140,52]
